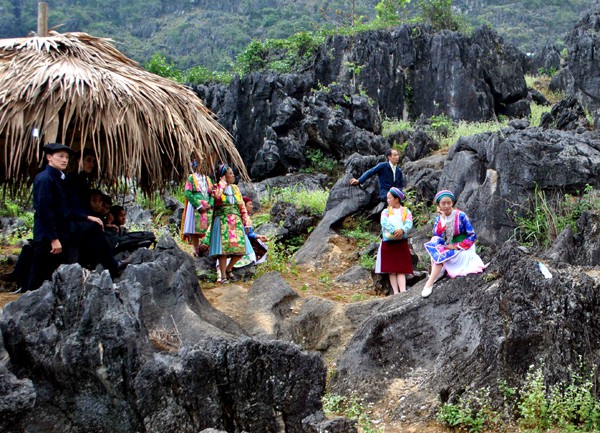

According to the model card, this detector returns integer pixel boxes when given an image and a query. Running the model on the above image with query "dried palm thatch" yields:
[0,32,247,192]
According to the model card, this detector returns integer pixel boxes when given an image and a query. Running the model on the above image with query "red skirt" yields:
[376,239,413,274]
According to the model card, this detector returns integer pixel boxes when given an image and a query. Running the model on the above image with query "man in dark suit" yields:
[349,148,404,201]
[25,143,123,292]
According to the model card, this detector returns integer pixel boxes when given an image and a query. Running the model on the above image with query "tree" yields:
[419,0,467,32]
[374,0,411,26]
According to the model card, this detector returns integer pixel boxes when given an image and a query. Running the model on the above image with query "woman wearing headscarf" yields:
[209,164,253,283]
[181,160,213,256]
[375,187,413,294]
[421,190,487,298]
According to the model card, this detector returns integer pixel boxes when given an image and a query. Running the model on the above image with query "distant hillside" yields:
[0,0,590,70]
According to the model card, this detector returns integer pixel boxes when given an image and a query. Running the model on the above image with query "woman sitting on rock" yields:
[421,190,487,298]
[209,164,253,284]
[375,187,413,294]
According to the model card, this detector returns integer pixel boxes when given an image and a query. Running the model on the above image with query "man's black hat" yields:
[42,143,75,155]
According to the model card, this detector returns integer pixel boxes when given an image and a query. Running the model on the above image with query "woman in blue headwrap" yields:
[375,187,414,294]
[421,190,487,298]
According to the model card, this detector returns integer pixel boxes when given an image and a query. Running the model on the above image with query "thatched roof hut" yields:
[0,32,246,192]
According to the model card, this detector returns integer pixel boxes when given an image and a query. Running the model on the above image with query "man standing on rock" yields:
[349,148,404,202]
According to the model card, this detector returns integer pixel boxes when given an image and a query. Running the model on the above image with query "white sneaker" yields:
[421,285,433,298]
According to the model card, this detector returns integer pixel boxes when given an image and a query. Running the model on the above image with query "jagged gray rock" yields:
[294,153,381,266]
[196,25,528,178]
[539,95,590,131]
[437,126,600,244]
[0,236,332,433]
[564,2,600,111]
[0,330,35,433]
[330,239,600,421]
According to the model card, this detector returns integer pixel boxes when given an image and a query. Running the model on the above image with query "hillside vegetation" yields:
[0,0,589,70]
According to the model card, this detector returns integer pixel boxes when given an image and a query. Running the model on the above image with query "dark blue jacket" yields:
[32,165,87,242]
[357,162,404,200]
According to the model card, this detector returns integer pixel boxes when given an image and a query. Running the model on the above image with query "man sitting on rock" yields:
[349,148,405,202]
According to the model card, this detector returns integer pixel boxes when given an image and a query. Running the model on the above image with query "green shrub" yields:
[417,0,470,33]
[235,31,326,75]
[254,237,299,277]
[301,148,340,174]
[359,253,376,270]
[437,387,499,432]
[373,0,411,26]
[518,361,600,432]
[182,65,233,85]
[323,393,382,433]
[145,53,182,81]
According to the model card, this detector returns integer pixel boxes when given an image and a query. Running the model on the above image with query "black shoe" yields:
[117,256,134,272]
[0,272,18,283]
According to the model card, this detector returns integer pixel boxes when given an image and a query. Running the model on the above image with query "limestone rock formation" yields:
[195,25,528,179]
[330,239,600,421]
[564,2,600,112]
[0,237,337,433]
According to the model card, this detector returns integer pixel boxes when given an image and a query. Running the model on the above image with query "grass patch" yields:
[529,102,552,127]
[382,116,508,150]
[261,185,329,216]
[340,215,379,248]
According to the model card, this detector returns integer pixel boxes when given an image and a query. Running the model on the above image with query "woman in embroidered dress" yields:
[209,164,253,283]
[375,187,414,294]
[421,190,487,298]
[180,160,214,256]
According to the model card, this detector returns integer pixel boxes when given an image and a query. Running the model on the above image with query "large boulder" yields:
[316,25,528,122]
[0,236,333,433]
[330,240,600,421]
[196,76,386,180]
[294,153,382,266]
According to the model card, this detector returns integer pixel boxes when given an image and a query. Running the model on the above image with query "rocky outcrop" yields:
[562,2,600,112]
[195,25,528,179]
[295,121,600,271]
[539,95,590,131]
[329,239,600,420]
[197,77,386,180]
[315,26,528,121]
[436,126,600,244]
[294,153,383,266]
[0,237,335,433]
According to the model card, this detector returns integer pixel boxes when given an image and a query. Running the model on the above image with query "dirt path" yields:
[0,293,20,309]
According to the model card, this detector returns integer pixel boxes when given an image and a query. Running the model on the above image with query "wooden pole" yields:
[37,2,48,37]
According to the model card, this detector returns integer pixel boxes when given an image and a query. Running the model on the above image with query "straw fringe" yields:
[0,32,247,192]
